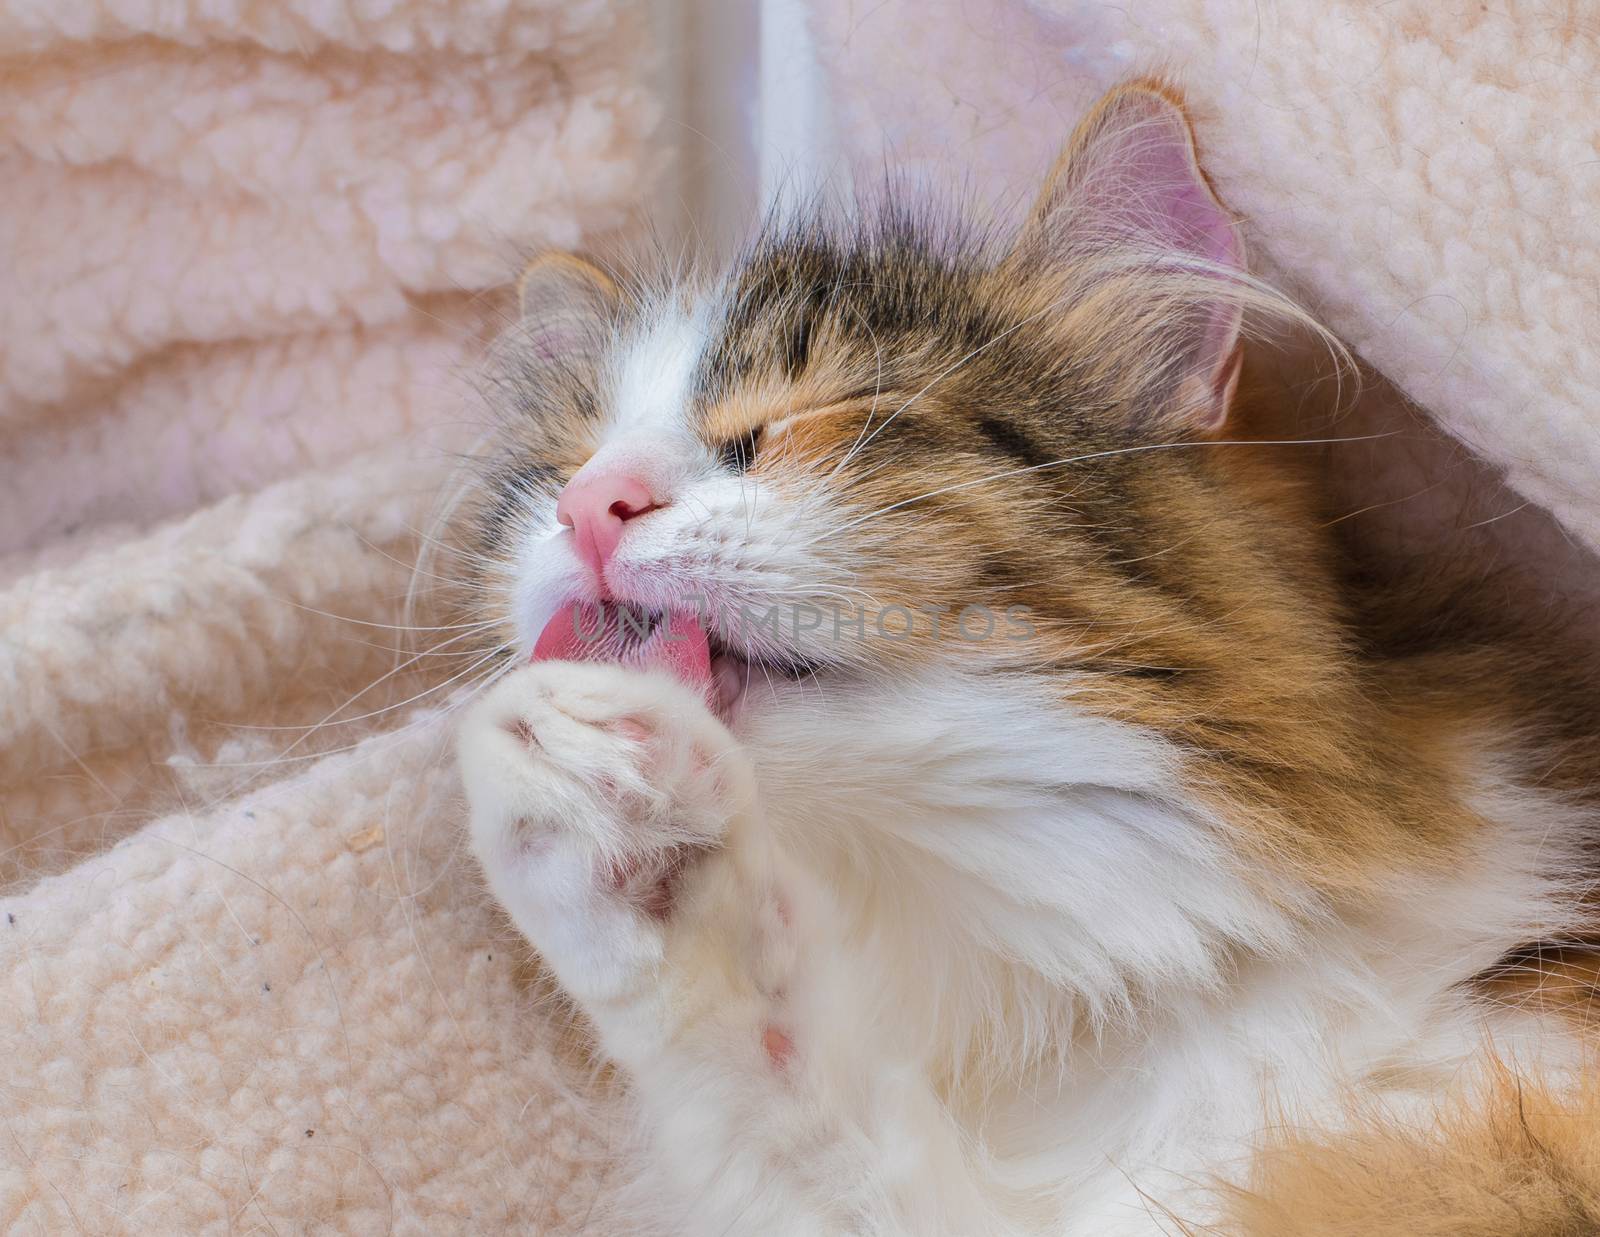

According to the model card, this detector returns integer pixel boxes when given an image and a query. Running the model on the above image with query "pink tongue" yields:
[641,609,713,689]
[531,602,606,664]
[532,603,712,695]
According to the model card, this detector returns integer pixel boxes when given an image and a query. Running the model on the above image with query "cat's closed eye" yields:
[715,426,764,473]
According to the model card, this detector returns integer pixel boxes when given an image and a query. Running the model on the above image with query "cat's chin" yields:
[704,637,828,726]
[708,650,748,722]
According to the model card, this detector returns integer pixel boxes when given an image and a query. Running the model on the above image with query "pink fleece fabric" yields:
[0,1,659,1230]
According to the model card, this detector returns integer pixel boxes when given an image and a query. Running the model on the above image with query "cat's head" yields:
[462,82,1332,730]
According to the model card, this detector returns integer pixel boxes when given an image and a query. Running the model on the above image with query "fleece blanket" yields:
[3,1,1598,1232]
[0,1,657,1231]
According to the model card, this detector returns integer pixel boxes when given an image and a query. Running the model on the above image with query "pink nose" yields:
[555,469,659,580]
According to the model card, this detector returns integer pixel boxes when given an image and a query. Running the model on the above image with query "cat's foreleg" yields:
[459,662,991,1235]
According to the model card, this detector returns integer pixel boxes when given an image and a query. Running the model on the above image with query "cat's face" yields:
[461,83,1288,726]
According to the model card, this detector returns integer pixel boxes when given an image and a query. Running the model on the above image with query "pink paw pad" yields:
[614,717,651,743]
[761,1024,795,1071]
[602,848,702,920]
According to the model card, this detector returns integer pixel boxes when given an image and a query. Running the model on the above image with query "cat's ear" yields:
[1019,82,1245,430]
[515,253,619,367]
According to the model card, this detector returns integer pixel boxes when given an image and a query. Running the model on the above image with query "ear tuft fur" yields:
[1019,81,1247,431]
[515,252,619,368]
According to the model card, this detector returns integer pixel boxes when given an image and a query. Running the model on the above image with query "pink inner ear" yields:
[1084,95,1241,274]
[1070,93,1245,427]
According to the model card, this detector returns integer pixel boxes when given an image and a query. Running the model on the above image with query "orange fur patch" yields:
[1219,1058,1600,1236]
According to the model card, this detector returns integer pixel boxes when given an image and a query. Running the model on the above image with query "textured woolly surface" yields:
[806,0,1600,581]
[0,0,655,1229]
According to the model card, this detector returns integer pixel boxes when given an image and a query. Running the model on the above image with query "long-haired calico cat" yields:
[453,81,1600,1234]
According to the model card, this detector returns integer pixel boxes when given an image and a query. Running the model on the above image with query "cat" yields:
[452,80,1600,1235]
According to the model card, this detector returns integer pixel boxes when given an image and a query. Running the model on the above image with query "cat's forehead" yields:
[605,229,1014,439]
[710,229,995,355]
[609,301,714,434]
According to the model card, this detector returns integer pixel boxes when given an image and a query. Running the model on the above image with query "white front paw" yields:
[457,660,763,1008]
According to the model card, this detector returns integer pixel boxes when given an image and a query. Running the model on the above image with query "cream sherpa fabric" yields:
[0,1,656,1230]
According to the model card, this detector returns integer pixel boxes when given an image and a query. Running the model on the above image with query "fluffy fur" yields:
[1223,1063,1600,1236]
[455,82,1600,1234]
